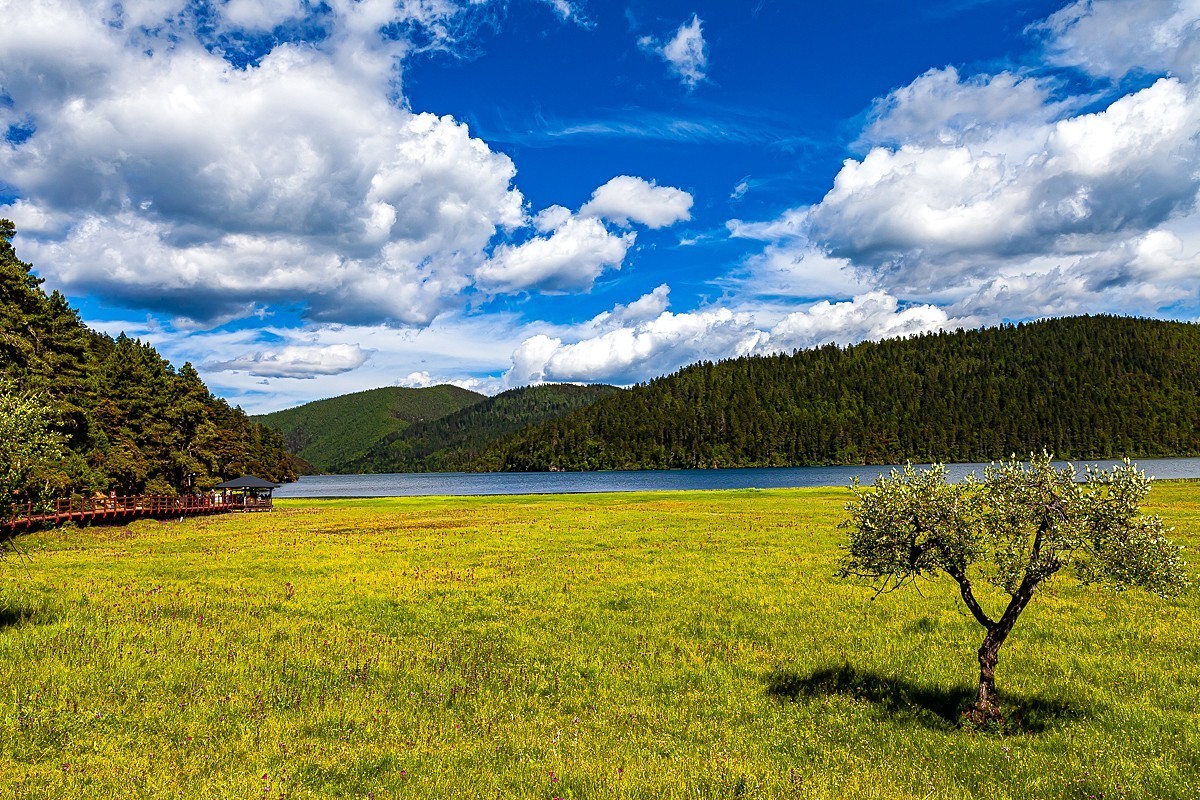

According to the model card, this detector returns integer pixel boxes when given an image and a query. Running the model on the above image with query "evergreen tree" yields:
[480,316,1200,471]
[0,221,295,498]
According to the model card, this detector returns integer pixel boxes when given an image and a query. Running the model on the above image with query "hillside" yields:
[253,385,483,471]
[0,220,295,500]
[337,383,622,473]
[477,316,1200,471]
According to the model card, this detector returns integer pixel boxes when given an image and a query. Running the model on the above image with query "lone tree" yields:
[839,454,1188,723]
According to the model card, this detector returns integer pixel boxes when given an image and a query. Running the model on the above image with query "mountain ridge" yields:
[337,383,623,473]
[252,385,484,472]
[475,315,1200,471]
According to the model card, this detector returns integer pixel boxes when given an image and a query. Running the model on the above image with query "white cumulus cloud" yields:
[476,174,689,294]
[580,175,694,229]
[504,307,762,387]
[724,2,1200,325]
[811,77,1200,289]
[768,292,952,352]
[858,67,1066,149]
[502,292,957,388]
[476,216,634,294]
[588,284,672,330]
[0,0,532,327]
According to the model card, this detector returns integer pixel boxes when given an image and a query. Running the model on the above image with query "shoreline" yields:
[274,458,1200,500]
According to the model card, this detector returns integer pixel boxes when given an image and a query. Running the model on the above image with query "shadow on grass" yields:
[766,664,1085,734]
[0,608,34,629]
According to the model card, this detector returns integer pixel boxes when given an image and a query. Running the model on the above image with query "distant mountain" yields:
[476,316,1200,471]
[253,385,483,471]
[337,383,623,473]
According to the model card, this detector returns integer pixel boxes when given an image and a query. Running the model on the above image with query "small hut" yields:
[214,475,281,512]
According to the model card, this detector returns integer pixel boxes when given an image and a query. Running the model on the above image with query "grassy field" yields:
[0,484,1196,798]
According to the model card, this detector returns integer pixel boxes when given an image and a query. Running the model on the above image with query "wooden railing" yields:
[2,492,268,532]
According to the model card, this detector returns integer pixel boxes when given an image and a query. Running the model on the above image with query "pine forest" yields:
[0,221,295,511]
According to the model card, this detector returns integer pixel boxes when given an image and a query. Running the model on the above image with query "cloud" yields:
[810,78,1200,289]
[532,205,573,233]
[475,215,634,294]
[950,227,1200,321]
[1039,0,1200,81]
[588,284,672,330]
[505,307,762,386]
[640,14,708,88]
[502,292,956,388]
[207,343,370,379]
[495,109,813,147]
[539,0,590,26]
[392,370,497,394]
[220,0,307,31]
[580,175,693,228]
[0,0,529,327]
[768,292,952,352]
[729,42,1200,320]
[727,208,808,242]
[14,208,482,327]
[731,242,874,301]
[476,174,690,294]
[857,67,1065,149]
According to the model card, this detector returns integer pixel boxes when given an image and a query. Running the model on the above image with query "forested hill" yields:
[252,385,484,472]
[0,220,295,500]
[338,383,622,473]
[476,316,1200,471]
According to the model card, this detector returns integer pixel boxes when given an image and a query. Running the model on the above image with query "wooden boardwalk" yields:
[3,493,271,534]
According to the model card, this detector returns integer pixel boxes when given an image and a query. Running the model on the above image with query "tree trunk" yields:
[968,631,1004,723]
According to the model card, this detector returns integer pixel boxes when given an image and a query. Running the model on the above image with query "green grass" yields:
[0,485,1197,798]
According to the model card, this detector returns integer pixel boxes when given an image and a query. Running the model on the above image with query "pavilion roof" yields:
[214,475,281,490]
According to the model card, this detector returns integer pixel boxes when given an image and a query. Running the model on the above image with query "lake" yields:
[274,457,1200,498]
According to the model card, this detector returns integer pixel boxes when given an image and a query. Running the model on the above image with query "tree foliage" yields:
[481,316,1200,471]
[0,220,295,497]
[839,454,1189,721]
[0,381,64,519]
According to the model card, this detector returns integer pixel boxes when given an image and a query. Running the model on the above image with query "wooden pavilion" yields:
[214,475,281,512]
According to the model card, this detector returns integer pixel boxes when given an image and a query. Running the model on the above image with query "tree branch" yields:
[996,552,1063,638]
[945,564,995,630]
[907,537,935,568]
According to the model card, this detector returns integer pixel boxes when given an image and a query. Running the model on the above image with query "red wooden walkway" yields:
[3,493,272,534]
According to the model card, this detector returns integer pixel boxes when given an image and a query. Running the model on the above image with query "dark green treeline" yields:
[478,316,1200,471]
[0,220,295,498]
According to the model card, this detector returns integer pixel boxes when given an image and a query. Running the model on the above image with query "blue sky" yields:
[3,0,1199,412]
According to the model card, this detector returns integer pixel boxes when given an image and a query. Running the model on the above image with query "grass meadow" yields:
[0,484,1197,798]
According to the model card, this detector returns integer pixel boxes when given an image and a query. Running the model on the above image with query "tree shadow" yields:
[765,663,1086,734]
[0,607,34,630]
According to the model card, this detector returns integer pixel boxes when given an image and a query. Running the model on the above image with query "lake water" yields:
[274,457,1200,498]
